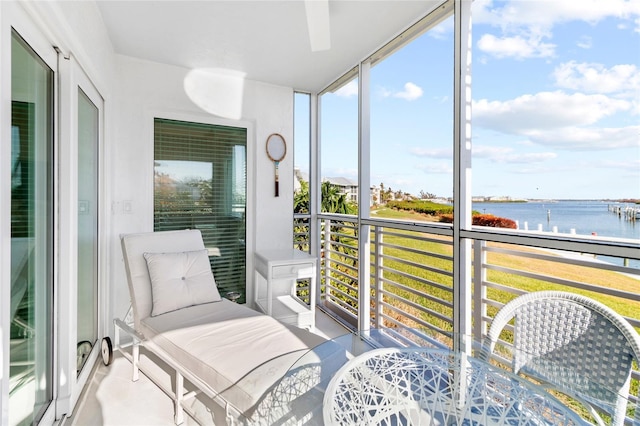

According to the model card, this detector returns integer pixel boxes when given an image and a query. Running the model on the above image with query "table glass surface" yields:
[229,328,637,425]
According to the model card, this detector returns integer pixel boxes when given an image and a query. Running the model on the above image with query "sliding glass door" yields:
[76,88,99,375]
[10,30,54,426]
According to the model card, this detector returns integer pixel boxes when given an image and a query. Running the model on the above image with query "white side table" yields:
[254,249,317,330]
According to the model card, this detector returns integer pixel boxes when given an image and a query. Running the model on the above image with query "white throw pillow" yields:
[144,249,222,316]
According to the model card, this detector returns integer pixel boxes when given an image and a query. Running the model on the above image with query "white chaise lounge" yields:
[109,229,346,425]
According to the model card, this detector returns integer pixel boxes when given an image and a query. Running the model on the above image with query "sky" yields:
[297,0,640,200]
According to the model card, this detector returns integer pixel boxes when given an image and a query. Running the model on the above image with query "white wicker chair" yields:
[485,290,640,426]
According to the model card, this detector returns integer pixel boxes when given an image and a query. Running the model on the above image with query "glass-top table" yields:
[227,328,637,425]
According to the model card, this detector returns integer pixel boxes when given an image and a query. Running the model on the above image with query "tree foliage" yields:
[387,200,453,216]
[293,180,357,215]
[293,180,359,308]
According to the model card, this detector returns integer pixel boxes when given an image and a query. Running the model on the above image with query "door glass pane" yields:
[471,0,640,241]
[10,31,54,426]
[154,118,247,302]
[76,89,98,375]
[320,77,358,214]
[370,14,454,222]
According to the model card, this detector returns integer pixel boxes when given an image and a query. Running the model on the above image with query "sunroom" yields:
[2,0,639,425]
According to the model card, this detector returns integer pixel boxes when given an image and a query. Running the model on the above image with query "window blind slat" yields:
[154,118,247,302]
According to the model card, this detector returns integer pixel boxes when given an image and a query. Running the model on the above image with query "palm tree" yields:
[293,180,310,214]
[321,181,357,214]
[294,180,357,215]
[293,180,358,305]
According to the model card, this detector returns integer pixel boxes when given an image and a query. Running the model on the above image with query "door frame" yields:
[57,54,105,417]
[1,2,59,425]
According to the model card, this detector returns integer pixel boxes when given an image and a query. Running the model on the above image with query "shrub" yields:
[387,200,453,216]
[439,214,453,223]
[472,214,517,228]
[438,213,517,229]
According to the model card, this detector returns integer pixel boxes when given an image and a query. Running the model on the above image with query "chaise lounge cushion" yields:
[144,249,221,316]
[140,299,331,414]
[121,229,209,329]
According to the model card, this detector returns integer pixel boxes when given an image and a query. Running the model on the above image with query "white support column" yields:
[310,93,322,305]
[453,0,473,342]
[358,61,371,333]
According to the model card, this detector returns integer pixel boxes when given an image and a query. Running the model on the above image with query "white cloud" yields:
[473,145,557,163]
[325,167,358,179]
[472,145,513,158]
[334,80,358,98]
[500,152,558,163]
[600,159,640,172]
[473,0,640,59]
[473,91,639,150]
[553,62,640,95]
[409,147,452,158]
[473,91,631,133]
[396,82,424,101]
[512,158,640,177]
[382,82,424,101]
[415,162,453,174]
[477,33,555,59]
[510,164,573,174]
[428,20,453,40]
[473,0,640,30]
[576,36,593,49]
[527,125,640,149]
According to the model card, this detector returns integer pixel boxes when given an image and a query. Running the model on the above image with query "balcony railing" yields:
[293,212,640,420]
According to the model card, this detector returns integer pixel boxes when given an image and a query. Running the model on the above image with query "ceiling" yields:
[96,1,439,93]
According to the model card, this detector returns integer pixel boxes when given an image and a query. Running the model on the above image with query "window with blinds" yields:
[154,118,247,302]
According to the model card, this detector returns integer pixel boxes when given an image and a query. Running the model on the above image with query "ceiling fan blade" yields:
[305,0,331,52]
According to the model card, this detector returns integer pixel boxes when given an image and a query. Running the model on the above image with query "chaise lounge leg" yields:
[175,372,184,425]
[225,403,235,426]
[132,338,140,382]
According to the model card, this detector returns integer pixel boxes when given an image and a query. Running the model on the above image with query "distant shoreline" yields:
[473,199,640,204]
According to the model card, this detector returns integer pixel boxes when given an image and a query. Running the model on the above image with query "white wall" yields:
[109,55,295,320]
[2,1,297,422]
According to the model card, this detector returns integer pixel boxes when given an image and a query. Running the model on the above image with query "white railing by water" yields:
[294,212,640,421]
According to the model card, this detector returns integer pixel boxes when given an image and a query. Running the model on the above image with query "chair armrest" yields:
[114,318,145,342]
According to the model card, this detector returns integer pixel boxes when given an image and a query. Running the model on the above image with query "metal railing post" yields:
[473,240,486,341]
[324,219,332,302]
[374,226,384,329]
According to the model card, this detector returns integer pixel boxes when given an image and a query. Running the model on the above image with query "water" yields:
[474,200,639,267]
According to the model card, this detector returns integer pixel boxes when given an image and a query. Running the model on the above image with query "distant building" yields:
[471,195,528,202]
[294,168,308,193]
[294,169,378,207]
[370,185,381,207]
[324,177,358,203]
[488,195,512,202]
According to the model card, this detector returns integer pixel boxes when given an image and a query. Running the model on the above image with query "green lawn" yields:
[367,206,640,329]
